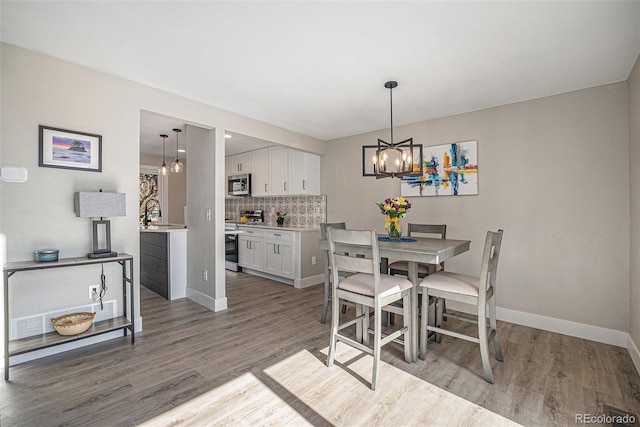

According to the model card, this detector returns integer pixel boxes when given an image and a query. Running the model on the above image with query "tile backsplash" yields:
[225,195,327,228]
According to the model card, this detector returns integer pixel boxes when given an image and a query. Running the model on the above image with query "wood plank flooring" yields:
[1,270,639,426]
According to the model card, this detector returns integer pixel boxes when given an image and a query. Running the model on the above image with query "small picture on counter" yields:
[39,125,102,172]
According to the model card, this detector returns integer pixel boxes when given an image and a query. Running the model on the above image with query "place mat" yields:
[377,237,417,242]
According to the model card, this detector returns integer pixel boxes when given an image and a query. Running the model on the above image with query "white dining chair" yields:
[326,228,413,390]
[419,229,504,383]
[320,222,347,324]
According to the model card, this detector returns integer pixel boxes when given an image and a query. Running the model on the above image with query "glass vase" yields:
[387,219,402,240]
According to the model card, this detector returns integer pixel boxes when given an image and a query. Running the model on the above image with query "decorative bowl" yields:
[34,249,59,262]
[51,312,96,335]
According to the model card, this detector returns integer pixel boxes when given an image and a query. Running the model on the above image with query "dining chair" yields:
[326,228,413,390]
[386,223,447,326]
[320,222,347,324]
[419,229,504,383]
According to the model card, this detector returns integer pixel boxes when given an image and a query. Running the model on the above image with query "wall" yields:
[0,43,325,361]
[139,153,187,225]
[225,195,327,227]
[629,53,640,369]
[322,83,631,342]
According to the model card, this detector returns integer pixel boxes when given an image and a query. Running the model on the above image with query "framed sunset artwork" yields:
[39,125,102,172]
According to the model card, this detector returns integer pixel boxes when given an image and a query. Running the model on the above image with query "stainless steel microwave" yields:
[228,173,251,196]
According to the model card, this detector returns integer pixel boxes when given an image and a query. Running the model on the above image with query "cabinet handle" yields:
[273,233,281,236]
[265,183,267,192]
[277,244,281,254]
[284,182,287,191]
[273,245,277,254]
[303,180,306,190]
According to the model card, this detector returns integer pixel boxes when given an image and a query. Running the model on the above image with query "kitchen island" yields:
[140,224,187,300]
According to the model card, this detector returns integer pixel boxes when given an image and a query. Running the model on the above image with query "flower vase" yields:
[276,217,285,227]
[387,218,402,240]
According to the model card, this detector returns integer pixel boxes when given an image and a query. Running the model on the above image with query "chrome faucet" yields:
[143,198,161,226]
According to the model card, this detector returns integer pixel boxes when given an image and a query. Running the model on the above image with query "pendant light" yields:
[159,134,169,176]
[373,81,420,179]
[171,128,183,173]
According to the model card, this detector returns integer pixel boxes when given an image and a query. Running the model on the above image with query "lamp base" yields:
[87,251,118,259]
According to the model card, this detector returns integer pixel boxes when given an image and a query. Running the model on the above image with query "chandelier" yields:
[373,81,419,179]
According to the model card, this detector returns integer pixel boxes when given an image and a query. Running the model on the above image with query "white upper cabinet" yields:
[251,148,269,196]
[289,149,320,195]
[228,152,252,175]
[228,146,320,196]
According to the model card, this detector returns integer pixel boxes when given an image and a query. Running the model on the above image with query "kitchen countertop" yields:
[140,224,188,233]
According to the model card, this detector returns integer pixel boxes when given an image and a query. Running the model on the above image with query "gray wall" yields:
[322,82,631,336]
[629,54,640,356]
[0,43,325,338]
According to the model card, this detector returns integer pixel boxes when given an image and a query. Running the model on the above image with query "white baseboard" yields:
[186,287,227,312]
[628,334,640,375]
[496,307,628,347]
[295,273,324,289]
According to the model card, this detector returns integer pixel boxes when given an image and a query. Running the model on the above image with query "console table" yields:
[3,253,134,381]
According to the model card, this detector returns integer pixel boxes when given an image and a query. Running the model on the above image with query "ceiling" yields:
[3,1,640,156]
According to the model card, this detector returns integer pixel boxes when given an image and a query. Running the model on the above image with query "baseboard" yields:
[628,334,640,375]
[186,287,227,312]
[496,307,628,347]
[295,273,324,289]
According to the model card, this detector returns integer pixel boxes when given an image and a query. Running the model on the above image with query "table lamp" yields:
[74,190,126,258]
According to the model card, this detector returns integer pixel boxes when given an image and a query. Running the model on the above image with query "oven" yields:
[225,223,241,271]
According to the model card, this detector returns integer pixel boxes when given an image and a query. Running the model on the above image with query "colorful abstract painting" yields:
[401,140,478,197]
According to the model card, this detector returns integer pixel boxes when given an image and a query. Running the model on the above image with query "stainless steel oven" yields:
[225,223,241,271]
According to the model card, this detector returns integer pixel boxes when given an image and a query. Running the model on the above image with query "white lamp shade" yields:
[74,192,126,218]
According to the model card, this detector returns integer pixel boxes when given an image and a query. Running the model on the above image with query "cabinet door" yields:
[264,241,294,279]
[264,241,280,275]
[251,238,264,270]
[229,153,252,174]
[238,236,252,268]
[269,146,289,195]
[277,242,294,278]
[289,150,320,195]
[251,148,269,196]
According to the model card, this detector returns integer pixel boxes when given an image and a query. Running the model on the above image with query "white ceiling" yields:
[3,1,640,156]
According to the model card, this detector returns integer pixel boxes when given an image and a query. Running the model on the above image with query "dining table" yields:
[319,235,471,362]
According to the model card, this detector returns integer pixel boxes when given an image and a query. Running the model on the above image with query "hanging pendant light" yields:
[159,134,169,176]
[373,81,421,179]
[171,128,183,173]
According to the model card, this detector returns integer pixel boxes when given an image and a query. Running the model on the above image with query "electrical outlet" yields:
[311,256,317,265]
[203,269,208,281]
[206,209,211,221]
[89,285,99,300]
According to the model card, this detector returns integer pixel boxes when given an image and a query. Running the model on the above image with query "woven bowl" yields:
[51,312,96,336]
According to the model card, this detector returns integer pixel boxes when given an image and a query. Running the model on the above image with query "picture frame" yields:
[39,125,102,172]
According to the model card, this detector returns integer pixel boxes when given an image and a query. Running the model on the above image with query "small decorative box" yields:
[34,249,59,262]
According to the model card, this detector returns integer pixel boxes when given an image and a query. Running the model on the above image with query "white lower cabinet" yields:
[264,230,294,279]
[237,226,324,288]
[238,228,264,271]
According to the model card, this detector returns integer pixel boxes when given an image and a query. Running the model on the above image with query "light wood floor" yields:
[1,271,639,426]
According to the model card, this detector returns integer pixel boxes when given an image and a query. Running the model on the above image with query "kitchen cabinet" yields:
[250,148,269,196]
[237,225,324,288]
[288,149,321,195]
[228,152,252,174]
[269,146,289,195]
[238,228,264,271]
[264,230,294,279]
[140,228,187,300]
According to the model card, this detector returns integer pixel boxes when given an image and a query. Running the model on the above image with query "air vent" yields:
[11,300,117,340]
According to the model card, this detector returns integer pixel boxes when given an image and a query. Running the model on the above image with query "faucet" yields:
[143,198,161,226]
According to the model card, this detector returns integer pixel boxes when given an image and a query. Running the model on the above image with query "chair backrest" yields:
[320,222,346,239]
[407,223,447,239]
[408,223,447,270]
[479,229,504,299]
[327,228,381,293]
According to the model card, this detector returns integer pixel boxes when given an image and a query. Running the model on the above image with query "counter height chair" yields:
[419,229,504,383]
[320,222,347,324]
[386,223,447,326]
[326,228,413,391]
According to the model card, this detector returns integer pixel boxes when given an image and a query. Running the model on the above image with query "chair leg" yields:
[477,305,494,384]
[419,288,429,360]
[320,269,330,324]
[355,304,363,343]
[371,304,382,390]
[435,297,444,343]
[402,293,412,363]
[489,296,504,362]
[327,292,340,367]
[362,305,370,347]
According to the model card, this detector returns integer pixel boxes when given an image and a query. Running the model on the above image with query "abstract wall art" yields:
[401,140,478,197]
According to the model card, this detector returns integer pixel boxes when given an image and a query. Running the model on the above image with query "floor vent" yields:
[603,405,639,427]
[11,299,117,340]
